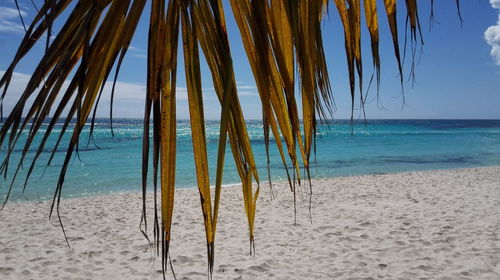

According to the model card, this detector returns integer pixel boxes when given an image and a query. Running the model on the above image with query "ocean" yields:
[1,119,499,202]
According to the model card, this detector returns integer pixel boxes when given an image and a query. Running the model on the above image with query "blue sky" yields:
[0,0,499,119]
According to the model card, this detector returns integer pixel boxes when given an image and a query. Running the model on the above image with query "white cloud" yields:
[0,71,189,118]
[127,46,142,52]
[237,91,258,96]
[491,0,500,9]
[197,83,258,96]
[0,72,259,119]
[236,83,258,96]
[236,85,257,90]
[127,45,147,59]
[0,6,27,33]
[486,1,500,65]
[485,16,500,65]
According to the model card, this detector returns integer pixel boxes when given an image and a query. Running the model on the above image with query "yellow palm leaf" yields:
[0,0,461,278]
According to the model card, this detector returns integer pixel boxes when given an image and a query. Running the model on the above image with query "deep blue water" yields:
[1,119,499,201]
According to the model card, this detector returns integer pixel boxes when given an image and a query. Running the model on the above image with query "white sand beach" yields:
[1,167,499,279]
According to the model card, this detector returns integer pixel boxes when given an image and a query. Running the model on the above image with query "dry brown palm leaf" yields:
[180,0,217,274]
[364,0,381,103]
[137,0,182,275]
[229,0,295,200]
[186,0,262,274]
[383,0,404,89]
[0,0,462,278]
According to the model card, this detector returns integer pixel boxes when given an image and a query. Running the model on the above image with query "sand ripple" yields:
[1,167,499,279]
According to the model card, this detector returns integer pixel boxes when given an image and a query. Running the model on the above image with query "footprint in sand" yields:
[248,265,267,272]
[0,267,15,274]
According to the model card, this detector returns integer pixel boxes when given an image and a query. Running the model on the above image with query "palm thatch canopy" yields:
[0,0,461,277]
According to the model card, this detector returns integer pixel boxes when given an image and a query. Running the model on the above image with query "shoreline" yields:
[1,166,499,279]
[3,165,499,205]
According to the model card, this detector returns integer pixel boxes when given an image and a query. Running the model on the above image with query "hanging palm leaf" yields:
[0,0,462,278]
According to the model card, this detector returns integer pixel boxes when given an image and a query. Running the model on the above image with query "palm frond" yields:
[0,0,461,278]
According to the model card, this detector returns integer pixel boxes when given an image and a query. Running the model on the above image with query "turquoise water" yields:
[1,119,499,202]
